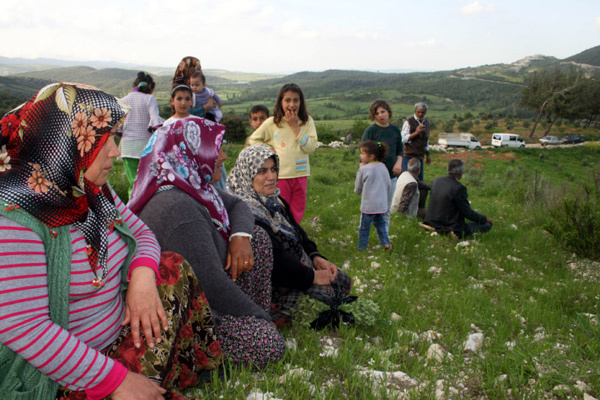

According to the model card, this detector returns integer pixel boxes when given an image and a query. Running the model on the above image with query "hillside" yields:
[563,44,600,67]
[1,45,599,119]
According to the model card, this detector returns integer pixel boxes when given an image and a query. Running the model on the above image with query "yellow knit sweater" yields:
[248,116,318,179]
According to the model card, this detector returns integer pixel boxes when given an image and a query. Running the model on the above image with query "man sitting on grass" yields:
[424,158,492,237]
[391,158,431,219]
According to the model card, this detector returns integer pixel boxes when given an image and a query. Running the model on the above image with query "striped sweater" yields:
[0,190,161,399]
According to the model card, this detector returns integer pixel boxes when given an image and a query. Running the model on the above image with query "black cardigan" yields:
[255,197,324,292]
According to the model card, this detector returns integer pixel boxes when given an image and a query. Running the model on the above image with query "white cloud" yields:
[595,16,600,26]
[460,0,497,15]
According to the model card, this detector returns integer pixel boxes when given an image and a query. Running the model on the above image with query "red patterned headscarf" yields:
[128,116,231,241]
[0,83,129,284]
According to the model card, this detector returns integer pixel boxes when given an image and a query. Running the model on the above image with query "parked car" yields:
[539,136,564,146]
[491,133,525,148]
[562,134,585,144]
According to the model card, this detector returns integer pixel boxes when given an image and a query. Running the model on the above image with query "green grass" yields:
[109,143,600,399]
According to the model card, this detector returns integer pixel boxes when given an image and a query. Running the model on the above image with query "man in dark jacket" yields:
[424,159,492,237]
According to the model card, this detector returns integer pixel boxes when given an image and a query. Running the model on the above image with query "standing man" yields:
[402,102,431,181]
[424,159,493,237]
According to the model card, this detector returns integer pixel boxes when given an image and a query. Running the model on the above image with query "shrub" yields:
[458,119,474,133]
[544,187,600,261]
[315,123,341,144]
[442,120,455,132]
[220,113,248,143]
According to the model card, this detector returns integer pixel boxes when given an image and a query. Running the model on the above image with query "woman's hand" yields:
[225,236,254,281]
[313,256,338,282]
[122,267,168,349]
[203,97,216,112]
[111,371,166,399]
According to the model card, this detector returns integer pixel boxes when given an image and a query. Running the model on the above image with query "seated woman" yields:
[228,146,352,326]
[128,117,285,368]
[0,83,221,400]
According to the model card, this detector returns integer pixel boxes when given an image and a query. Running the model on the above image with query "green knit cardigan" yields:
[0,206,137,400]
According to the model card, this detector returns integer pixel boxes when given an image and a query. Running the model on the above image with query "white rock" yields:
[428,266,442,274]
[427,344,446,362]
[371,261,381,269]
[419,330,443,343]
[319,346,338,358]
[552,384,571,394]
[575,380,591,392]
[584,394,598,400]
[391,312,401,322]
[435,379,445,400]
[284,339,297,352]
[464,333,484,352]
[456,241,470,247]
[246,390,281,400]
[278,368,313,384]
[358,368,418,389]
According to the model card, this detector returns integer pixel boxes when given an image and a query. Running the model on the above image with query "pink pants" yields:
[277,177,308,224]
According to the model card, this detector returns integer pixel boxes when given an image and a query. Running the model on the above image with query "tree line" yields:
[519,66,600,137]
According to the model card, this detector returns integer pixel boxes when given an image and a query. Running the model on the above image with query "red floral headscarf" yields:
[0,83,129,281]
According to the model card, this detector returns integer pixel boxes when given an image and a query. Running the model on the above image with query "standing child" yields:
[119,71,164,198]
[189,72,223,122]
[248,83,318,223]
[361,99,403,236]
[165,85,193,125]
[355,140,391,251]
[249,105,269,130]
[245,105,270,146]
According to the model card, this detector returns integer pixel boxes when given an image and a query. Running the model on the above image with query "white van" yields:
[491,133,525,148]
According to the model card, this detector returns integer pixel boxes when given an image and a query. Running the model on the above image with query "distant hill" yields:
[563,44,600,67]
[1,45,599,119]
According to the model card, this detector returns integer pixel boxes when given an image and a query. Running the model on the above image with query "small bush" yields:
[544,187,600,261]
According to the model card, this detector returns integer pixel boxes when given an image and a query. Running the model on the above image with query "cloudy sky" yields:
[1,0,599,73]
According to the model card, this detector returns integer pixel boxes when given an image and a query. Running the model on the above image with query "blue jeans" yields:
[358,213,389,250]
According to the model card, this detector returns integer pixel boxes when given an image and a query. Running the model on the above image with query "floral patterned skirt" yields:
[215,226,285,369]
[57,252,222,399]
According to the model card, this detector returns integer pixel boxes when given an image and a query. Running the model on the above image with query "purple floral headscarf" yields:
[128,116,230,240]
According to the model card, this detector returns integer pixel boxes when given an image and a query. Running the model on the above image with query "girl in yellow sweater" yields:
[248,83,318,223]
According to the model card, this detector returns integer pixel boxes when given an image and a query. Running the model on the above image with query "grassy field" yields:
[109,143,600,399]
